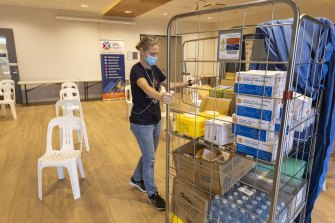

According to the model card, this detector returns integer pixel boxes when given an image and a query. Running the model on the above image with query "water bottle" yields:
[210,195,220,221]
[260,205,268,220]
[237,199,243,208]
[233,191,240,200]
[228,195,234,203]
[266,200,271,208]
[239,209,248,222]
[222,199,230,219]
[230,204,238,221]
[260,192,269,203]
[251,200,258,209]
[256,196,262,204]
[250,215,258,223]
[241,195,249,206]
[256,208,263,218]
[246,204,253,213]
[218,210,225,223]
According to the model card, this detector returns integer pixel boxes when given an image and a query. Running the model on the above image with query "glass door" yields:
[0,36,11,80]
[0,29,22,103]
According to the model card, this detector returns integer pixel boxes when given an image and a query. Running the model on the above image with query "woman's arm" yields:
[161,76,203,89]
[137,78,173,104]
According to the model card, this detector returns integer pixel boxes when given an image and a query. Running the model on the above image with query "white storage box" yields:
[236,135,278,162]
[204,118,234,146]
[235,94,281,130]
[232,124,276,142]
[235,70,286,97]
[291,93,312,120]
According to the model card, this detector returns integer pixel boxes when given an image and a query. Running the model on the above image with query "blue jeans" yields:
[130,121,161,196]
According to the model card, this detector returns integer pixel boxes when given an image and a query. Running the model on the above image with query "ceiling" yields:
[0,0,333,21]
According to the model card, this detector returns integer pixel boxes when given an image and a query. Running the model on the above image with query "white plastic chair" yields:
[61,82,78,90]
[56,99,90,152]
[37,116,85,200]
[0,80,15,100]
[60,88,81,111]
[60,88,80,100]
[0,84,17,119]
[0,79,15,86]
[125,85,133,117]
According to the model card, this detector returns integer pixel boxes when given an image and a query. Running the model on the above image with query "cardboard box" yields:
[172,177,210,223]
[235,94,281,130]
[173,142,254,195]
[209,86,234,99]
[204,118,234,146]
[199,97,231,116]
[220,79,236,116]
[235,70,286,97]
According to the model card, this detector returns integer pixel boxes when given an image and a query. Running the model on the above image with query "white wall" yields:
[0,5,217,103]
[0,5,171,102]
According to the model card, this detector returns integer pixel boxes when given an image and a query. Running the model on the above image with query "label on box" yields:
[236,115,275,131]
[238,187,254,196]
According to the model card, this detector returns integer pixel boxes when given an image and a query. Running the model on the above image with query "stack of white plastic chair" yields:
[61,82,78,90]
[60,83,80,111]
[0,83,17,119]
[160,85,174,132]
[125,85,133,118]
[38,116,85,200]
[56,99,90,152]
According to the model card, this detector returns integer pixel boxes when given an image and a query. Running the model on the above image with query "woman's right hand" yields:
[161,92,174,104]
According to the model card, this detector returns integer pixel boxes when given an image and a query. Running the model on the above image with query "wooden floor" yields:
[0,101,333,223]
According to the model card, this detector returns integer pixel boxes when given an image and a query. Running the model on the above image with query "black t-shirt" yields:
[129,62,166,125]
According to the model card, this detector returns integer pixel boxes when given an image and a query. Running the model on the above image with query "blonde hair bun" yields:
[136,36,160,51]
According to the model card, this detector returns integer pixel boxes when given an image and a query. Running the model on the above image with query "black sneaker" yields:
[148,192,166,211]
[129,177,146,193]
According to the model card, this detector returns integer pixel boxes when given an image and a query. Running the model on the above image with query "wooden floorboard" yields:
[0,101,333,223]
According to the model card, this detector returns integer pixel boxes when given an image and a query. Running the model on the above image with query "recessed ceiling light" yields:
[125,10,132,14]
[81,4,89,8]
[163,13,168,16]
[208,16,213,19]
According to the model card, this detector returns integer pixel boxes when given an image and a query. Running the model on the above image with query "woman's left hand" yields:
[192,76,204,85]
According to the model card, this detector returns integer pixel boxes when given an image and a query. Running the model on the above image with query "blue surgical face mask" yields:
[145,55,157,66]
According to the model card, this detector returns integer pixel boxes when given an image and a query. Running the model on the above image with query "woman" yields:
[129,36,202,211]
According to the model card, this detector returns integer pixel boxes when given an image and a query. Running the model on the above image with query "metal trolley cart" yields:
[165,0,331,223]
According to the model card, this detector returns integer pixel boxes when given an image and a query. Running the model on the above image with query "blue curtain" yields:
[250,18,335,222]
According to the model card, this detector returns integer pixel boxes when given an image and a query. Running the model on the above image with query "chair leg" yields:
[76,129,81,143]
[57,167,65,179]
[1,104,6,117]
[59,128,63,148]
[82,125,90,152]
[68,160,81,199]
[77,158,85,178]
[9,102,17,119]
[38,162,43,200]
